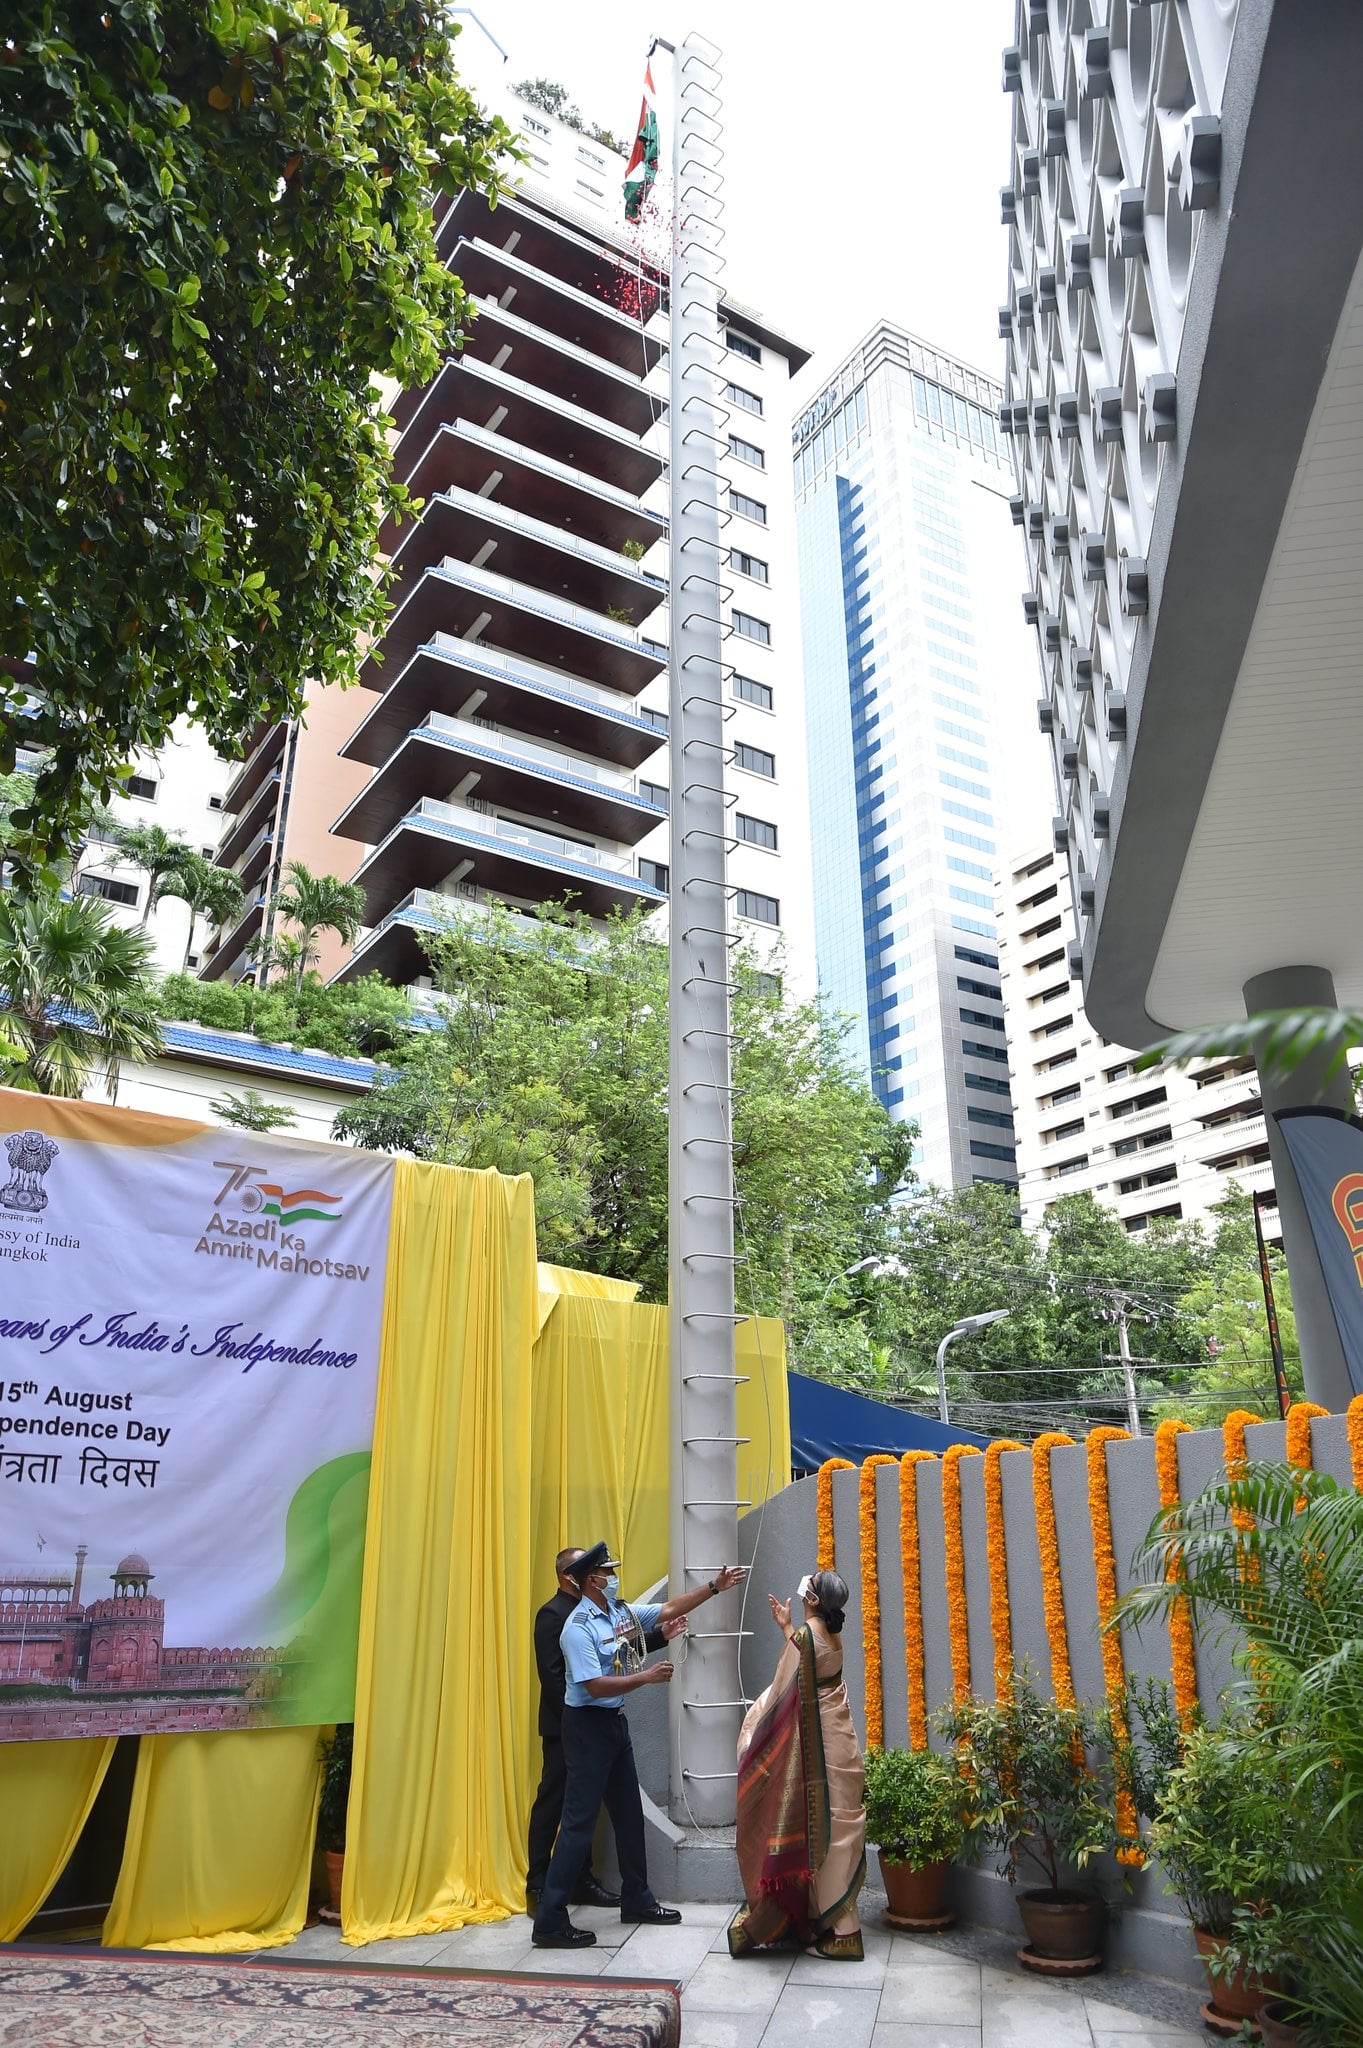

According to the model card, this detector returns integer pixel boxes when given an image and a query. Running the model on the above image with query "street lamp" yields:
[815,1256,881,1312]
[935,1310,1011,1425]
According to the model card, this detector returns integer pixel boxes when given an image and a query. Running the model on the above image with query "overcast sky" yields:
[462,1,1018,413]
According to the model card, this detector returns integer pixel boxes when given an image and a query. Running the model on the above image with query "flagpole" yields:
[662,31,743,1829]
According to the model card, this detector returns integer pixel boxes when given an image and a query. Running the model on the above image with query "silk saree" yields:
[727,1621,866,1957]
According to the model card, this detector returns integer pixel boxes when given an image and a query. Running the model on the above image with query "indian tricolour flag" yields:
[623,58,659,223]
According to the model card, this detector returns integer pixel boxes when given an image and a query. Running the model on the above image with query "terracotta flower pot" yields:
[1016,1887,1105,1961]
[324,1849,345,1914]
[1194,1930,1286,2025]
[877,1850,952,1926]
[1257,2000,1303,2048]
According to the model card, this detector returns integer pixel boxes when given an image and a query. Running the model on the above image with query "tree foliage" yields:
[0,883,162,1094]
[331,902,914,1294]
[268,859,366,987]
[152,965,411,1056]
[1,0,518,875]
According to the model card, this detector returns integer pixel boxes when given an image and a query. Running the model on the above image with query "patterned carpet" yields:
[0,1949,682,2048]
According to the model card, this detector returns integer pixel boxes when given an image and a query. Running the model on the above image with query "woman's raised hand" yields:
[769,1592,792,1633]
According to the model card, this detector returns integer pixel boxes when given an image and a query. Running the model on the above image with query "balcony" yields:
[391,358,665,504]
[351,797,667,925]
[330,886,545,987]
[451,238,665,377]
[359,561,667,698]
[222,720,286,815]
[458,299,659,438]
[340,642,668,775]
[198,892,266,982]
[333,713,667,849]
[433,188,665,326]
[216,770,280,868]
[234,826,274,898]
[386,488,666,624]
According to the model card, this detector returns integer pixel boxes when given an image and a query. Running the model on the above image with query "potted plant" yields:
[863,1744,967,1928]
[941,1675,1114,1967]
[317,1724,353,1915]
[1145,1720,1294,2033]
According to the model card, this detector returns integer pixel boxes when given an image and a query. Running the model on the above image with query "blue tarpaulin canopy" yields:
[788,1370,989,1470]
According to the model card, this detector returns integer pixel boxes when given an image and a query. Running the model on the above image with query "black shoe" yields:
[532,1924,596,1949]
[572,1876,621,1909]
[525,1886,541,1917]
[620,1903,682,1925]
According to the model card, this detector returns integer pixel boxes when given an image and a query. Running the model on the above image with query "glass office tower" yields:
[794,322,1032,1191]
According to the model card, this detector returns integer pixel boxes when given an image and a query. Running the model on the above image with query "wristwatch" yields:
[707,1578,719,1597]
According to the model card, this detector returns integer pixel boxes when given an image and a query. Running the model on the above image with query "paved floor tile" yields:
[510,1944,612,1975]
[884,1944,979,1984]
[1082,2004,1199,2037]
[982,1989,1094,2048]
[683,1951,793,2014]
[677,2010,774,2048]
[758,1983,883,2048]
[1090,2034,1207,2048]
[872,2027,983,2048]
[876,1965,983,2026]
[784,1944,889,1989]
[603,1923,716,1982]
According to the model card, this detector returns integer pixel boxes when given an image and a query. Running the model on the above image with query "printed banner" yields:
[1272,1105,1363,1399]
[0,1094,395,1741]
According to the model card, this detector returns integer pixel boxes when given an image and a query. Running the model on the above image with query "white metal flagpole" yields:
[662,29,746,1829]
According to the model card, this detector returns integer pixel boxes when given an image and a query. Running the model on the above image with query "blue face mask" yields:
[604,1574,620,1601]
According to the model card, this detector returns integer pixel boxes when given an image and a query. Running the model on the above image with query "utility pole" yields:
[664,30,746,1828]
[1115,1308,1141,1437]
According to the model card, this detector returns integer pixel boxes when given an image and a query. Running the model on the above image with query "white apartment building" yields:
[998,843,1276,1236]
[65,720,234,976]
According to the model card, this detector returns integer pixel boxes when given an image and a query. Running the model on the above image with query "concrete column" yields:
[1243,964,1355,1411]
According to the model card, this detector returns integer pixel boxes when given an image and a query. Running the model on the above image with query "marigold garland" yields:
[858,1454,898,1747]
[1285,1400,1330,1471]
[1349,1394,1363,1492]
[816,1458,853,1572]
[941,1444,982,1707]
[1031,1432,1077,1710]
[1086,1426,1143,1865]
[898,1450,936,1750]
[981,1439,1025,1704]
[1153,1419,1198,1727]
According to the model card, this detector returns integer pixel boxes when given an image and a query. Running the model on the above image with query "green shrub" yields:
[940,1674,1115,1892]
[863,1745,967,1866]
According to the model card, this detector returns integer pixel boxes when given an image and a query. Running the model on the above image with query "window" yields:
[1109,1086,1168,1120]
[948,856,993,882]
[963,1040,1009,1064]
[1054,1154,1090,1177]
[961,1008,1005,1031]
[971,1140,1018,1163]
[1038,1049,1077,1071]
[958,976,1001,1000]
[730,490,767,525]
[639,706,669,733]
[638,858,669,893]
[732,611,771,646]
[955,945,999,970]
[736,812,777,850]
[734,742,775,777]
[78,873,139,908]
[185,952,200,970]
[1041,1015,1073,1036]
[577,143,604,165]
[731,674,773,710]
[725,330,761,362]
[125,773,158,802]
[1048,1083,1082,1106]
[1050,1118,1086,1141]
[1037,982,1069,1004]
[966,1072,1012,1096]
[1032,948,1066,973]
[199,845,215,860]
[523,114,550,136]
[945,827,995,855]
[1106,1061,1135,1083]
[736,888,779,926]
[732,550,769,584]
[208,794,225,812]
[639,780,669,811]
[725,381,763,416]
[1023,915,1062,941]
[950,885,993,911]
[969,1107,1015,1129]
[728,433,765,469]
[576,179,604,199]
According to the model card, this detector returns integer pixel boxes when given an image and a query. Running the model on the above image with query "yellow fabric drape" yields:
[0,1736,115,1942]
[342,1157,540,1944]
[103,1726,321,1950]
[530,1298,791,1603]
[535,1260,640,1335]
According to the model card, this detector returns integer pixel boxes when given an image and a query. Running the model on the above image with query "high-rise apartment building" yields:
[202,72,813,995]
[792,322,1044,1191]
[997,842,1275,1237]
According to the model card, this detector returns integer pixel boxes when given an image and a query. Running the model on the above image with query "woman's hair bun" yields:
[812,1570,849,1635]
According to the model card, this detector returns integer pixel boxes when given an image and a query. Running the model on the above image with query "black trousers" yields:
[526,1730,597,1894]
[533,1707,654,1934]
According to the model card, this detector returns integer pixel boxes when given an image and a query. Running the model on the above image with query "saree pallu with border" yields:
[728,1625,863,1954]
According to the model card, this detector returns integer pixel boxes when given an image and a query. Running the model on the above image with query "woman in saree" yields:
[727,1569,867,1961]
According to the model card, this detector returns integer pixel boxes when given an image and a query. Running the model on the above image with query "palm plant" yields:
[269,860,366,989]
[156,854,246,972]
[0,886,162,1096]
[1116,1462,1363,2044]
[107,821,195,927]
